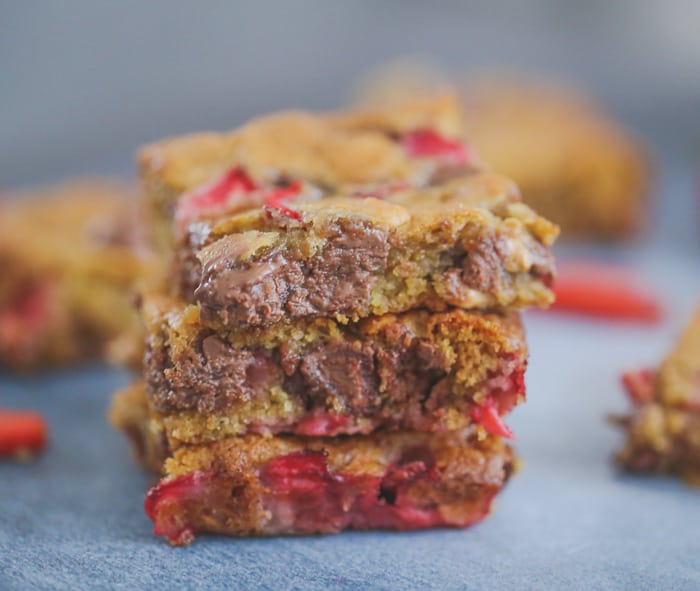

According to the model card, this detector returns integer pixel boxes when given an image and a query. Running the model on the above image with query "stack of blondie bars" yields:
[111,94,559,544]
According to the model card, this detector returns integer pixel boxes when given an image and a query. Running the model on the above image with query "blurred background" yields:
[2,0,699,247]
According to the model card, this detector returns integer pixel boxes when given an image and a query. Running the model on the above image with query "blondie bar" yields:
[139,94,473,251]
[615,304,700,484]
[0,180,157,369]
[112,383,514,545]
[140,294,526,443]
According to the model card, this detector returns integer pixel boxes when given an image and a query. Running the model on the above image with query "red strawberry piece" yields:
[0,409,48,458]
[262,181,303,220]
[484,365,526,415]
[379,460,434,505]
[0,281,54,364]
[294,412,352,436]
[0,283,52,331]
[174,167,257,230]
[144,470,215,546]
[621,369,656,405]
[259,449,330,494]
[401,129,471,164]
[550,261,662,323]
[470,397,515,439]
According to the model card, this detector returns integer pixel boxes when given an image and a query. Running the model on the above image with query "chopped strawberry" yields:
[401,129,471,164]
[259,449,330,494]
[470,397,515,439]
[0,285,50,331]
[352,181,410,199]
[294,412,352,436]
[379,460,434,504]
[550,261,662,323]
[262,181,303,220]
[15,286,49,326]
[484,365,526,415]
[0,409,48,458]
[144,470,215,546]
[0,282,54,366]
[174,167,258,230]
[621,369,656,405]
[259,449,448,531]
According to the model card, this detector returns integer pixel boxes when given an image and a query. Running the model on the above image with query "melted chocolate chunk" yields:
[147,329,453,419]
[195,218,390,328]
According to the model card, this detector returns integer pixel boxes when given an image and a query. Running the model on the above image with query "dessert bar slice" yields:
[138,94,473,251]
[112,383,514,545]
[0,180,158,369]
[140,294,526,443]
[182,174,557,329]
[615,304,700,484]
[461,78,649,240]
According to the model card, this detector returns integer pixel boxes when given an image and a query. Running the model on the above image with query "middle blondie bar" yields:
[141,294,526,443]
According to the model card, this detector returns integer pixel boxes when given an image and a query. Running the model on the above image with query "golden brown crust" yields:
[329,92,464,137]
[165,426,510,480]
[614,404,700,485]
[139,93,465,198]
[111,379,515,479]
[0,180,149,282]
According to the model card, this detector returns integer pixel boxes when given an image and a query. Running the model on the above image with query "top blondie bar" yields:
[139,95,558,328]
[139,93,473,250]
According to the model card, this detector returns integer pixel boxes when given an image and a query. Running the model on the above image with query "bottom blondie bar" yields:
[112,383,515,545]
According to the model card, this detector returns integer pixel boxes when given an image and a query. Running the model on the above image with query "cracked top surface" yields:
[139,93,468,202]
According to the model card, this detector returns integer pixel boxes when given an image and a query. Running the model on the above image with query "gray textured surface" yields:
[1,248,699,591]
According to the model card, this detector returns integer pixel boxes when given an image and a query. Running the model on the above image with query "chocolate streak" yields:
[192,217,553,330]
[144,316,526,436]
[194,218,390,328]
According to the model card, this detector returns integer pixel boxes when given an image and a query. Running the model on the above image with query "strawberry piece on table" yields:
[550,261,662,323]
[0,409,48,458]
